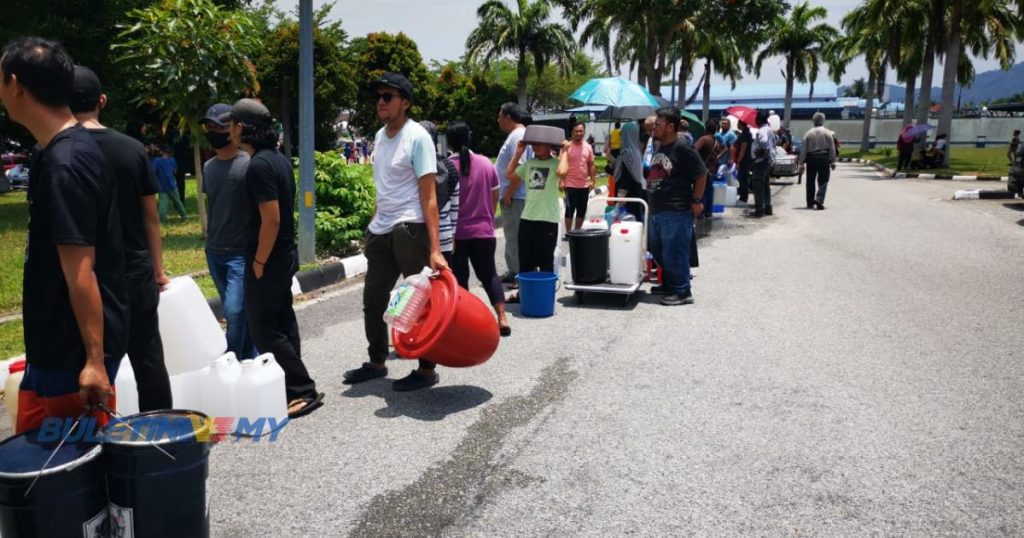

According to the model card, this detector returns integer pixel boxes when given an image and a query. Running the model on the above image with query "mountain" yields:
[844,62,1024,104]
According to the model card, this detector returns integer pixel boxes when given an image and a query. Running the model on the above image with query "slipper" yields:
[288,392,324,419]
[499,325,512,337]
[506,294,520,304]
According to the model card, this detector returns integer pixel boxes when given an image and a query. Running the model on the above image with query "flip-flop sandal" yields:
[506,295,520,304]
[288,392,325,419]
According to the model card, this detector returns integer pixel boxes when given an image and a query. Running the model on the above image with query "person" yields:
[343,72,448,392]
[680,119,693,145]
[446,122,511,336]
[562,122,596,232]
[645,107,707,306]
[896,125,916,171]
[693,123,720,218]
[922,133,948,168]
[1009,129,1020,165]
[612,121,646,221]
[642,115,657,171]
[609,121,622,159]
[505,136,563,303]
[735,121,753,204]
[419,120,459,264]
[153,145,188,223]
[495,102,532,285]
[71,65,172,411]
[715,118,737,169]
[777,128,794,153]
[798,112,837,210]
[201,103,257,360]
[226,98,323,417]
[0,37,127,432]
[749,109,776,218]
[173,133,191,204]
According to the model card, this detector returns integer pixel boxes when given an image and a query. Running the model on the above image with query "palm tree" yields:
[754,2,839,129]
[838,6,889,152]
[465,0,576,108]
[843,78,868,98]
[578,15,616,76]
[697,35,744,123]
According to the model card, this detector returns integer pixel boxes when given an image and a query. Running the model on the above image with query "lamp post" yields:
[297,0,316,263]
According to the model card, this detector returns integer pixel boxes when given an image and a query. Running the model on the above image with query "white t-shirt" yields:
[368,119,437,235]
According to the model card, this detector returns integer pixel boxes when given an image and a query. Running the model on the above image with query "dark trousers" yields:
[751,160,772,212]
[897,149,913,170]
[125,256,172,411]
[364,222,434,370]
[174,169,187,207]
[245,246,317,400]
[805,154,831,207]
[517,219,558,274]
[452,238,505,306]
[737,160,752,201]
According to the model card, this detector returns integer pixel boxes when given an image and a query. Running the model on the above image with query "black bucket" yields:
[568,229,610,284]
[102,410,212,538]
[0,429,107,537]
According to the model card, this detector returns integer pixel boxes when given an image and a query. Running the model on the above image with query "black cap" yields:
[70,66,102,112]
[227,98,273,127]
[369,72,413,100]
[200,103,232,127]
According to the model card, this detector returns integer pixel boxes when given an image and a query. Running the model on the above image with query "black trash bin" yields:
[568,229,610,284]
[102,410,212,538]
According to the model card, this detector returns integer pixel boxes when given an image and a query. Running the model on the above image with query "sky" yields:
[279,0,1024,96]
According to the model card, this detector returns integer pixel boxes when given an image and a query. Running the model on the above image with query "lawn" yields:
[840,146,1011,177]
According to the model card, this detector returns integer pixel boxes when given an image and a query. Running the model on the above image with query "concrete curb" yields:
[839,158,1008,182]
[953,189,1018,200]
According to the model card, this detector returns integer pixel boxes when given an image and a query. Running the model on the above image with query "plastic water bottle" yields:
[383,267,433,333]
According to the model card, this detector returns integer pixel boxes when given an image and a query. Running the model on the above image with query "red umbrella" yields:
[726,106,758,127]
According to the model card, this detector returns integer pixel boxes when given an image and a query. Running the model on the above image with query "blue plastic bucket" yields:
[516,271,559,317]
[0,430,107,537]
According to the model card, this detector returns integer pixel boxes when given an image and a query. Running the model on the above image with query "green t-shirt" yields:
[517,158,561,223]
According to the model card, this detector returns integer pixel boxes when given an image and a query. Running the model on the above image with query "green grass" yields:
[840,147,1010,176]
[0,319,23,360]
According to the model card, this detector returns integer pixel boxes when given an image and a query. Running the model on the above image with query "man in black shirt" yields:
[72,65,172,411]
[226,98,322,419]
[0,37,127,432]
[646,107,707,306]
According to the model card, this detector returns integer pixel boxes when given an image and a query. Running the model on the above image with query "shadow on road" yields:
[1002,202,1024,212]
[341,381,493,422]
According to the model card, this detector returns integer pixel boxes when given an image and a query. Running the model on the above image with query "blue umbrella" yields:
[569,77,660,108]
[906,124,934,138]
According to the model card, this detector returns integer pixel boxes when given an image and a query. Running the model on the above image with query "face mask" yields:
[205,131,231,149]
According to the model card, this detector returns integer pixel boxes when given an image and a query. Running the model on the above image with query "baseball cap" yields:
[369,72,413,100]
[200,103,232,127]
[227,98,273,127]
[70,66,102,112]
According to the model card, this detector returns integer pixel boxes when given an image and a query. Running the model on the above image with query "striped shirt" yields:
[437,156,460,253]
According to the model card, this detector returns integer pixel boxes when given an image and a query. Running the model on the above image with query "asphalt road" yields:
[4,164,1024,536]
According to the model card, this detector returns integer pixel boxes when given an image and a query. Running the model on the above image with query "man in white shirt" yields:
[748,109,776,218]
[495,102,532,283]
[798,112,837,210]
[344,72,448,392]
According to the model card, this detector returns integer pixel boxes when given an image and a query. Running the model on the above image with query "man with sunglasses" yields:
[201,103,257,360]
[344,72,449,392]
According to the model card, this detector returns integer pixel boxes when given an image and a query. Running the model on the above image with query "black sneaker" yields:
[500,272,515,284]
[650,284,672,295]
[746,210,764,218]
[343,362,387,384]
[393,370,439,392]
[660,292,694,306]
[814,201,825,210]
[764,206,774,216]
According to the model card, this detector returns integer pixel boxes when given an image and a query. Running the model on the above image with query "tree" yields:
[349,32,434,136]
[838,6,888,152]
[843,78,868,98]
[465,0,576,108]
[114,0,260,232]
[754,2,839,129]
[431,64,517,156]
[255,4,357,154]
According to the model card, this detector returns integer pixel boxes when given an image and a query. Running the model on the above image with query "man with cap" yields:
[71,65,172,411]
[343,72,449,392]
[0,37,127,432]
[201,103,257,360]
[226,98,323,418]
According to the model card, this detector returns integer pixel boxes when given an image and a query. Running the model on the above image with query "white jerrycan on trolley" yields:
[609,221,644,284]
[235,353,288,433]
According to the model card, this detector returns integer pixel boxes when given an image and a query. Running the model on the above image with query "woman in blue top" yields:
[152,145,188,223]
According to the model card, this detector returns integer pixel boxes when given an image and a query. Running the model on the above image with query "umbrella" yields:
[906,124,934,138]
[570,77,660,108]
[726,105,758,127]
[599,105,655,120]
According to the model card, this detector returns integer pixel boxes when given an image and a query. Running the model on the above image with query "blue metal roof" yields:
[684,100,847,112]
[659,82,839,102]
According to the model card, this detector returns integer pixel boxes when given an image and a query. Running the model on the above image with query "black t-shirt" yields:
[87,128,158,275]
[246,149,296,259]
[646,140,707,214]
[203,152,251,256]
[737,130,754,165]
[24,125,128,370]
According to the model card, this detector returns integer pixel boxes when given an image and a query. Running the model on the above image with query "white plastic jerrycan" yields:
[157,276,227,376]
[235,353,288,434]
[170,366,209,413]
[202,352,242,424]
[609,221,644,285]
[114,356,139,416]
[4,358,26,431]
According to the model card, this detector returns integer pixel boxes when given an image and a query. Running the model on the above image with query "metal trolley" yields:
[564,196,650,306]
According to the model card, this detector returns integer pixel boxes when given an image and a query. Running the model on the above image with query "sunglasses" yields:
[376,92,399,103]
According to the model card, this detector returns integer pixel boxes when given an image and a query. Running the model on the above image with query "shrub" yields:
[312,151,375,256]
[880,147,894,157]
